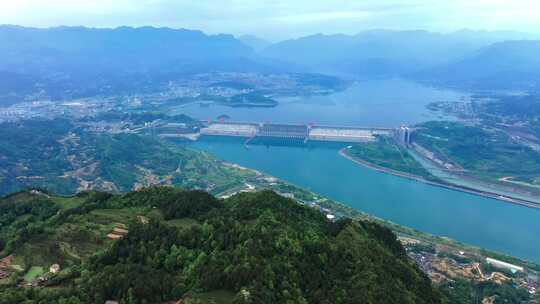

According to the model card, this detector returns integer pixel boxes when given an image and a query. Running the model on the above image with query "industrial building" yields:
[394,126,412,147]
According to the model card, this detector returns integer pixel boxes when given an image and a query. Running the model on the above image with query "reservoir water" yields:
[177,79,540,262]
[173,79,461,127]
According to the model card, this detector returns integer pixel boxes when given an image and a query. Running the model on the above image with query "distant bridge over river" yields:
[199,120,395,143]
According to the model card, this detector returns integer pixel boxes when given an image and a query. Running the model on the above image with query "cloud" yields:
[272,11,373,24]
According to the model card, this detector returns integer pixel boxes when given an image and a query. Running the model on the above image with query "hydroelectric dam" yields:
[198,121,394,144]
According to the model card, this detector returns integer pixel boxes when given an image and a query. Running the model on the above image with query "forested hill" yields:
[0,188,442,304]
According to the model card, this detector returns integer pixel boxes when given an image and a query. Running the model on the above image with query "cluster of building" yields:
[404,241,539,295]
[28,264,62,287]
[0,71,345,126]
[0,98,121,123]
[159,72,337,105]
[427,100,475,118]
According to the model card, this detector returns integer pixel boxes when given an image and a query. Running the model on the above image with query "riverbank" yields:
[192,138,540,262]
[207,144,540,268]
[340,148,540,209]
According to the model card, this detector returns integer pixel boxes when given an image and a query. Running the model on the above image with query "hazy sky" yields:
[2,0,540,40]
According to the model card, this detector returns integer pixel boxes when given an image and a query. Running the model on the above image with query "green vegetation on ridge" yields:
[0,119,253,196]
[0,188,442,304]
[414,121,540,190]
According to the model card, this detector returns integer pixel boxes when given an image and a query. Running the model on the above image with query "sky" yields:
[2,0,540,41]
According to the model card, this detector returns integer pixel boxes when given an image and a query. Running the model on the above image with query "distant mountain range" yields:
[1,26,539,97]
[419,40,540,89]
[260,30,539,79]
[0,25,257,75]
[0,25,293,101]
[238,34,272,52]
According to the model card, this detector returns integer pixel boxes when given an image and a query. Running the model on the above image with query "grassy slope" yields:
[23,266,44,282]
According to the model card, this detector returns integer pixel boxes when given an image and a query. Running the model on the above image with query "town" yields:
[0,72,346,124]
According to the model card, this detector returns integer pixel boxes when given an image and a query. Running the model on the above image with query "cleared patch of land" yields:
[23,266,44,282]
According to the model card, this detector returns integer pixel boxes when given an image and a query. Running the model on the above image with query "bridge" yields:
[199,120,394,143]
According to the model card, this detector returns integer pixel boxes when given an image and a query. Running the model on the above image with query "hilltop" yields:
[0,188,442,303]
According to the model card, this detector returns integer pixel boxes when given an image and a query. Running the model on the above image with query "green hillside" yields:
[0,119,253,196]
[414,121,540,190]
[0,188,442,304]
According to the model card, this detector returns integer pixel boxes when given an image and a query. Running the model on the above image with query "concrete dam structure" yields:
[259,124,309,140]
[199,121,393,143]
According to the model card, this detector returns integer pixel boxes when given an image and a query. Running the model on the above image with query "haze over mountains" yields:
[422,40,540,89]
[0,25,254,71]
[238,35,272,52]
[260,30,540,81]
[1,25,540,98]
[0,25,286,101]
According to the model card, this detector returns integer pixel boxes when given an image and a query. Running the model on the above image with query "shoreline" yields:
[339,148,540,210]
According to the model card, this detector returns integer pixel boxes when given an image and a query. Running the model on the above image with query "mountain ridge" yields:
[419,40,540,89]
[261,29,539,78]
[0,188,443,303]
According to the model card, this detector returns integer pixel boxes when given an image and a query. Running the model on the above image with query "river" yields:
[176,79,540,262]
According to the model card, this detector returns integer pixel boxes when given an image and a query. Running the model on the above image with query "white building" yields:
[49,264,60,274]
[394,126,411,147]
[486,257,524,273]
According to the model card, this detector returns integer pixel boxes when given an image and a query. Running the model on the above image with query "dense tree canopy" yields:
[0,188,443,303]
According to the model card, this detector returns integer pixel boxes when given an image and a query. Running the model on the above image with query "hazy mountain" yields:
[0,70,36,93]
[238,34,272,51]
[0,25,260,75]
[2,26,538,97]
[0,26,299,101]
[421,40,540,90]
[261,30,536,78]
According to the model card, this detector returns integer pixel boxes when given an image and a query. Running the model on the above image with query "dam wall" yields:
[200,123,257,137]
[199,121,394,143]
